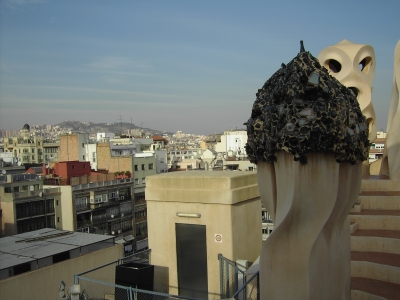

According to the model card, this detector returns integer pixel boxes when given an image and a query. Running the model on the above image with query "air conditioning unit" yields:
[111,214,114,218]
[118,230,122,234]
[121,213,124,217]
[112,231,115,235]
[120,196,124,200]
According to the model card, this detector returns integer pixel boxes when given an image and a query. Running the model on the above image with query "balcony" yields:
[75,203,91,212]
[134,216,147,223]
[109,195,130,202]
[107,213,120,220]
[77,220,92,229]
[92,216,107,225]
[72,178,134,191]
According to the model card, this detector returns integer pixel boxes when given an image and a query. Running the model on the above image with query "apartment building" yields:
[0,173,62,237]
[215,129,248,158]
[57,179,136,238]
[2,124,59,165]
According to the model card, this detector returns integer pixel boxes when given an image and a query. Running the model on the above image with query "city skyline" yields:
[1,0,399,135]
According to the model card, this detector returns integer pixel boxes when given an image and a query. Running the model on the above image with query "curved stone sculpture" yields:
[246,43,368,299]
[258,153,361,299]
[318,40,377,143]
[380,40,400,180]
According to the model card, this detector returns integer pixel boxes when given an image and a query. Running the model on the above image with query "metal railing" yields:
[72,178,134,191]
[73,249,197,300]
[232,271,259,300]
[218,254,246,299]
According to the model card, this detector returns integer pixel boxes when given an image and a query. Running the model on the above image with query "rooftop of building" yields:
[0,228,115,275]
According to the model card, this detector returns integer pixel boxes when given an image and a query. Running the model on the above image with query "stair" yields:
[349,178,400,300]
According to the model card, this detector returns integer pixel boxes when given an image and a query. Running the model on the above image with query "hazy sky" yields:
[1,0,399,135]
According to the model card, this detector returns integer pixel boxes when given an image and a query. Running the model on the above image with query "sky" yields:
[0,0,399,135]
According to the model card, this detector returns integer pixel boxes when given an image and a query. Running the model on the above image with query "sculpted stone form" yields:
[318,40,377,143]
[380,40,400,180]
[245,44,369,165]
[246,43,367,299]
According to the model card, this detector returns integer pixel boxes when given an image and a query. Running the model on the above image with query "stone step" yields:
[351,230,400,254]
[357,195,400,210]
[349,210,400,230]
[351,251,400,285]
[351,277,400,300]
[351,221,360,234]
[351,203,363,213]
[361,178,400,192]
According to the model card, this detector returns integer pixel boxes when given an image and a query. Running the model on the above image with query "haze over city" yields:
[1,0,399,135]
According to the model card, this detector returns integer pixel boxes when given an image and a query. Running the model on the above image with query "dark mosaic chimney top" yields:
[245,41,369,165]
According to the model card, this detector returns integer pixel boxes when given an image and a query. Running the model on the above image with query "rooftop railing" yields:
[72,178,134,191]
[73,249,196,300]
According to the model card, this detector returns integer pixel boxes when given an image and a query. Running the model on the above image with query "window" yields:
[94,194,103,203]
[134,178,139,185]
[136,221,148,237]
[82,143,84,148]
[32,155,35,160]
[149,163,154,170]
[121,217,133,231]
[93,152,96,162]
[141,164,145,170]
[107,206,119,217]
[142,177,146,184]
[94,194,107,203]
[134,165,138,171]
[57,217,60,223]
[56,200,59,206]
[120,202,132,214]
[75,197,87,209]
[109,191,118,199]
[46,199,55,213]
[83,155,85,160]
[31,148,35,153]
[72,165,75,169]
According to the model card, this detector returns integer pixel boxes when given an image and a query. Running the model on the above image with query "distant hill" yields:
[56,121,172,136]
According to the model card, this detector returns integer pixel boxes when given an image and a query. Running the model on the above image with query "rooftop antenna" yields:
[130,117,133,138]
[118,115,123,136]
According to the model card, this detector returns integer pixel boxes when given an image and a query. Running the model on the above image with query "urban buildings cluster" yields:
[0,121,394,299]
[0,122,260,247]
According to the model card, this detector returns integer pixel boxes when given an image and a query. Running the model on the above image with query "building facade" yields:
[0,173,62,237]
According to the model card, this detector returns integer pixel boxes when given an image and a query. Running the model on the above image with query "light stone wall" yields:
[380,40,400,180]
[58,185,76,231]
[0,244,122,300]
[146,171,262,299]
[0,200,15,236]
